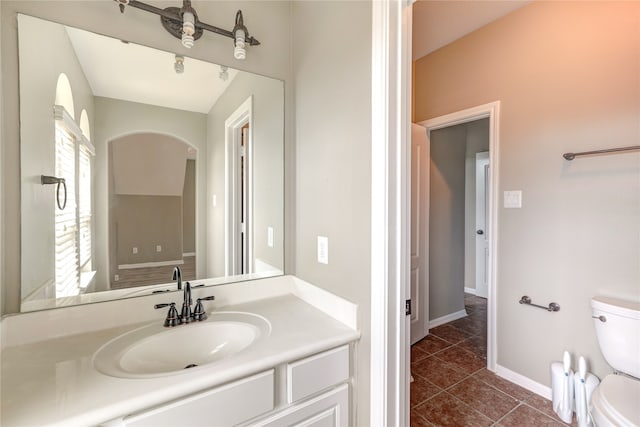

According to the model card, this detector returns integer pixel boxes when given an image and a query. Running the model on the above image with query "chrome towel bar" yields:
[519,295,560,312]
[563,145,640,161]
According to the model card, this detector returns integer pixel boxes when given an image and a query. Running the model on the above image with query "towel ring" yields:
[41,175,67,210]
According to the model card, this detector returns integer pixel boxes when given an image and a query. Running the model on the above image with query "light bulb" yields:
[181,11,195,48]
[234,28,246,60]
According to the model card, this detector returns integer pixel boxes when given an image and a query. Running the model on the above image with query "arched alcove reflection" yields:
[108,133,197,289]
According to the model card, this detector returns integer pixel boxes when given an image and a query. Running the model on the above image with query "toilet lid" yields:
[592,375,640,427]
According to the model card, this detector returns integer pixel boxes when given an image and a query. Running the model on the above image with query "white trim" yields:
[417,101,500,373]
[182,252,196,257]
[118,259,184,270]
[224,96,253,277]
[54,105,95,154]
[464,287,477,295]
[495,364,552,400]
[371,1,412,425]
[428,309,467,329]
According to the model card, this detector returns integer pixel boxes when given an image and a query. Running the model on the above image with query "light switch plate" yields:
[132,247,138,254]
[267,227,274,248]
[504,190,522,208]
[317,236,329,264]
[156,245,162,252]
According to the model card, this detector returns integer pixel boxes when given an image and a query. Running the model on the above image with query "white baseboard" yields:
[118,259,184,270]
[464,287,477,295]
[494,364,552,400]
[428,309,467,329]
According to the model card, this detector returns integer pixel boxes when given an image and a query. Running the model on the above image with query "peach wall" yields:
[414,1,640,388]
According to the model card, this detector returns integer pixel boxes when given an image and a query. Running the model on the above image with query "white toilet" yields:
[590,296,640,427]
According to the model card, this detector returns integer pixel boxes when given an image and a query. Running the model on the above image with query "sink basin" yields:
[93,312,271,379]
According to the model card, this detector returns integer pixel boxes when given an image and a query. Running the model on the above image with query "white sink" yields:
[93,312,271,379]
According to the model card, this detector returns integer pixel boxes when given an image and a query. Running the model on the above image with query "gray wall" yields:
[114,195,183,265]
[414,1,640,385]
[464,119,489,292]
[292,1,372,424]
[18,14,95,301]
[183,160,196,254]
[429,125,467,320]
[206,71,284,277]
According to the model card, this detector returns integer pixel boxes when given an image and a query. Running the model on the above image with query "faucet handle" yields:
[193,296,215,322]
[154,302,182,327]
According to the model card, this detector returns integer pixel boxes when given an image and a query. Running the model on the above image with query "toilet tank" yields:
[591,296,640,379]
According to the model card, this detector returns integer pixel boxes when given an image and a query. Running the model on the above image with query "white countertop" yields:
[1,283,359,426]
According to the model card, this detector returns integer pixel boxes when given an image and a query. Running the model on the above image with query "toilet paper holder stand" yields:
[519,295,560,312]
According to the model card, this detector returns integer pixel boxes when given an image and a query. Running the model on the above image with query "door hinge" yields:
[405,299,412,316]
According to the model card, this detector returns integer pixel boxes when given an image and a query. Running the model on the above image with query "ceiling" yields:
[66,25,238,114]
[412,0,532,60]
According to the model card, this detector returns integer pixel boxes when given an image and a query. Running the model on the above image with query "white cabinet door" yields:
[248,384,349,427]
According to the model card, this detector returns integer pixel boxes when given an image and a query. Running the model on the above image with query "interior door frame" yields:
[224,96,254,277]
[417,101,500,372]
[370,0,412,425]
[475,151,490,299]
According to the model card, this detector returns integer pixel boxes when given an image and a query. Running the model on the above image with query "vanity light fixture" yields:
[114,0,260,60]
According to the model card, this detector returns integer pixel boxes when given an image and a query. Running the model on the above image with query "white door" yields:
[410,124,429,344]
[475,152,489,298]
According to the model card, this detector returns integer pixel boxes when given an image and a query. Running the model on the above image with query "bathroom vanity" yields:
[0,276,359,426]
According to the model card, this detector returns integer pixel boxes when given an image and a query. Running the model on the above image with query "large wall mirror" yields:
[18,14,284,312]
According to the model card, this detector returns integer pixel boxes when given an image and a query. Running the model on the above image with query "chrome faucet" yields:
[154,284,216,327]
[172,266,182,290]
[181,281,193,323]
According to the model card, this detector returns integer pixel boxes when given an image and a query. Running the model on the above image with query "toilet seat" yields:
[590,374,640,427]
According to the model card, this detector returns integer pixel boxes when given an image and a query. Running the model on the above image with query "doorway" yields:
[414,101,500,369]
[225,96,254,276]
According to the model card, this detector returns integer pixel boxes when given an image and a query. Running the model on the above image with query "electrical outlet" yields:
[156,245,162,252]
[317,236,329,264]
[114,274,119,281]
[132,247,138,254]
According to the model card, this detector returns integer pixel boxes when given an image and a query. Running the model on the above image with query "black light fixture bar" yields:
[115,0,260,51]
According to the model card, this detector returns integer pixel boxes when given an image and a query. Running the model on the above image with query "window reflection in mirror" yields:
[18,14,284,312]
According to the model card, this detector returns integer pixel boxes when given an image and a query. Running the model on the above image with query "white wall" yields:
[18,14,95,301]
[1,1,293,314]
[206,72,284,278]
[292,2,372,424]
[414,1,640,386]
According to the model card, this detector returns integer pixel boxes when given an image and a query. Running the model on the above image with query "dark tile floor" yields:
[411,294,576,426]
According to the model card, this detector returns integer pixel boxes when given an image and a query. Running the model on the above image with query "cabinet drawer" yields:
[287,345,349,403]
[124,370,274,426]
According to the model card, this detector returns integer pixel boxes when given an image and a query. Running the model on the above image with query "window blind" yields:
[53,105,94,297]
[54,125,79,298]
